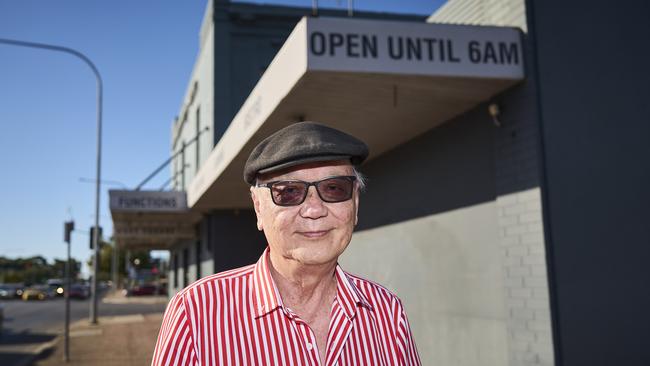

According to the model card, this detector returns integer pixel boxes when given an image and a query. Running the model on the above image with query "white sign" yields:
[109,190,188,212]
[306,17,524,79]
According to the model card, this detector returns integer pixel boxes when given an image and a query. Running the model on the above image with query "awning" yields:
[109,190,200,250]
[189,16,525,210]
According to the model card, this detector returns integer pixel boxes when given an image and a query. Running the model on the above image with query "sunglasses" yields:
[256,176,357,206]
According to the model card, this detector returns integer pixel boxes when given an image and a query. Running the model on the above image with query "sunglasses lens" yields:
[317,177,354,202]
[271,182,308,206]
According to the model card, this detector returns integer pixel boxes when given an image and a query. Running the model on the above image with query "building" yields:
[110,0,650,365]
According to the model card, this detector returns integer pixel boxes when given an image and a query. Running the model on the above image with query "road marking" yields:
[99,314,145,324]
[70,328,103,337]
[32,337,59,355]
[102,296,168,304]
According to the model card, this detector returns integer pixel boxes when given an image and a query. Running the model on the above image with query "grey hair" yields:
[352,166,367,192]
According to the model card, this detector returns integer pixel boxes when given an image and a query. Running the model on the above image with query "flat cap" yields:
[244,121,369,185]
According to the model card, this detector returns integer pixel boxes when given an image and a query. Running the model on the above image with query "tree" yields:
[0,256,80,284]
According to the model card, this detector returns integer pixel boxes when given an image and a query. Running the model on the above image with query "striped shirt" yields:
[152,248,421,366]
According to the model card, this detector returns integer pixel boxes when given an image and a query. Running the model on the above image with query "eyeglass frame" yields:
[255,175,358,206]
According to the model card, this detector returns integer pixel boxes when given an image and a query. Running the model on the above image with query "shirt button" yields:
[306,343,313,351]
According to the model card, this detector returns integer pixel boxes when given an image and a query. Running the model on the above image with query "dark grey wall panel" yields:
[527,0,650,364]
[208,209,267,272]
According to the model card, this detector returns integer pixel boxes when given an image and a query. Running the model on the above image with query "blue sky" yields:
[0,0,444,275]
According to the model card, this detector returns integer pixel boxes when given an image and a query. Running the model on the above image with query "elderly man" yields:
[152,122,420,366]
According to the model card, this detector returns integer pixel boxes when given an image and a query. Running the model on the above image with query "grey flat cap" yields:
[244,121,369,185]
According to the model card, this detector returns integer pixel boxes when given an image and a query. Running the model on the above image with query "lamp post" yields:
[0,38,103,325]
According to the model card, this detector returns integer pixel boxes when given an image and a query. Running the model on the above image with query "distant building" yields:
[110,0,650,365]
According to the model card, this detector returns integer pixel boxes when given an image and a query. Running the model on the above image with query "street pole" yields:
[112,242,118,289]
[0,38,103,325]
[64,231,71,362]
[63,221,75,362]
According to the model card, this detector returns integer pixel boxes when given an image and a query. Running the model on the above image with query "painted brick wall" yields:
[428,0,527,31]
[492,80,555,366]
[497,188,554,366]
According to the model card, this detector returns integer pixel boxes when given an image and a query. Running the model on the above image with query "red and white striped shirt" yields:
[152,248,421,366]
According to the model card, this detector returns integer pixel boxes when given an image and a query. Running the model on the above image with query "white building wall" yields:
[171,0,215,191]
[342,202,509,366]
[428,0,527,31]
[200,258,214,278]
[188,241,200,286]
[497,188,554,366]
[428,3,553,365]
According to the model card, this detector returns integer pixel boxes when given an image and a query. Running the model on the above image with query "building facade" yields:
[110,0,650,365]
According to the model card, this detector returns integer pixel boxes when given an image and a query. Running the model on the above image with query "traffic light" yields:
[64,221,74,243]
[89,226,103,249]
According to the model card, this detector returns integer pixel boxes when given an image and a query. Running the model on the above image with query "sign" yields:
[306,17,524,79]
[109,190,188,213]
[113,222,197,248]
[113,225,195,238]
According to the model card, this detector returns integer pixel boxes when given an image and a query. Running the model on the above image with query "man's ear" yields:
[250,186,264,231]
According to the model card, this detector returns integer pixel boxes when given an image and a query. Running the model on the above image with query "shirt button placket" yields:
[306,325,320,365]
[295,320,320,365]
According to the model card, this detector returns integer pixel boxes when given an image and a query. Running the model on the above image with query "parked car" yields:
[46,279,65,297]
[0,285,13,299]
[126,284,156,296]
[22,285,55,301]
[68,284,90,299]
[0,283,25,299]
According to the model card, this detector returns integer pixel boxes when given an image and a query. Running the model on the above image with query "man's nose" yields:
[300,186,327,218]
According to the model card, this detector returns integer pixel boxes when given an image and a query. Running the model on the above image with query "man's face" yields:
[251,160,359,267]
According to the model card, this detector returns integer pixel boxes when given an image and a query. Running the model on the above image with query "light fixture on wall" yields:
[488,103,502,127]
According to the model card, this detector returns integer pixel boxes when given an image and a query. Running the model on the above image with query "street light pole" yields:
[0,38,103,325]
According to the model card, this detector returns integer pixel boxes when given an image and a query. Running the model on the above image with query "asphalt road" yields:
[0,293,167,366]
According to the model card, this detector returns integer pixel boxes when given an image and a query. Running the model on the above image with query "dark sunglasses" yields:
[256,176,357,206]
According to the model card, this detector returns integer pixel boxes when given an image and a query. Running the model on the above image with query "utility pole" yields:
[0,38,103,325]
[112,242,118,289]
[63,221,75,362]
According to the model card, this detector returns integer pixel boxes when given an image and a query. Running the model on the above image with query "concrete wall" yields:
[343,202,508,365]
[340,47,553,364]
[342,98,505,365]
[428,2,554,363]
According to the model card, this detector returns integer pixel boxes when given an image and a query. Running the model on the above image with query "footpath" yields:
[31,291,167,366]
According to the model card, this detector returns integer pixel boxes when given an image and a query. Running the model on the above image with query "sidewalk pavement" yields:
[31,291,168,366]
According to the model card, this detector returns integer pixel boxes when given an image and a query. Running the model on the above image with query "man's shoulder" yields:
[175,263,256,298]
[342,270,403,306]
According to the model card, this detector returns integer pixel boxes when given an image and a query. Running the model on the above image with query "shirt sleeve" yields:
[151,292,197,366]
[396,298,422,366]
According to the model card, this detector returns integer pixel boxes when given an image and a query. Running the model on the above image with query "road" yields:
[0,293,168,366]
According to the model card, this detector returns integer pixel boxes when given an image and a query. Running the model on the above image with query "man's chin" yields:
[290,247,340,266]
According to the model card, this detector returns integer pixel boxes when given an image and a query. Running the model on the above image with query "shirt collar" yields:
[252,247,373,319]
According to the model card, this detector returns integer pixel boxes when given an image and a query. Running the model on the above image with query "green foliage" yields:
[90,241,154,282]
[0,256,81,284]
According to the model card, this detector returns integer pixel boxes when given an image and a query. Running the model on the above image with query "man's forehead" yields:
[257,160,353,182]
